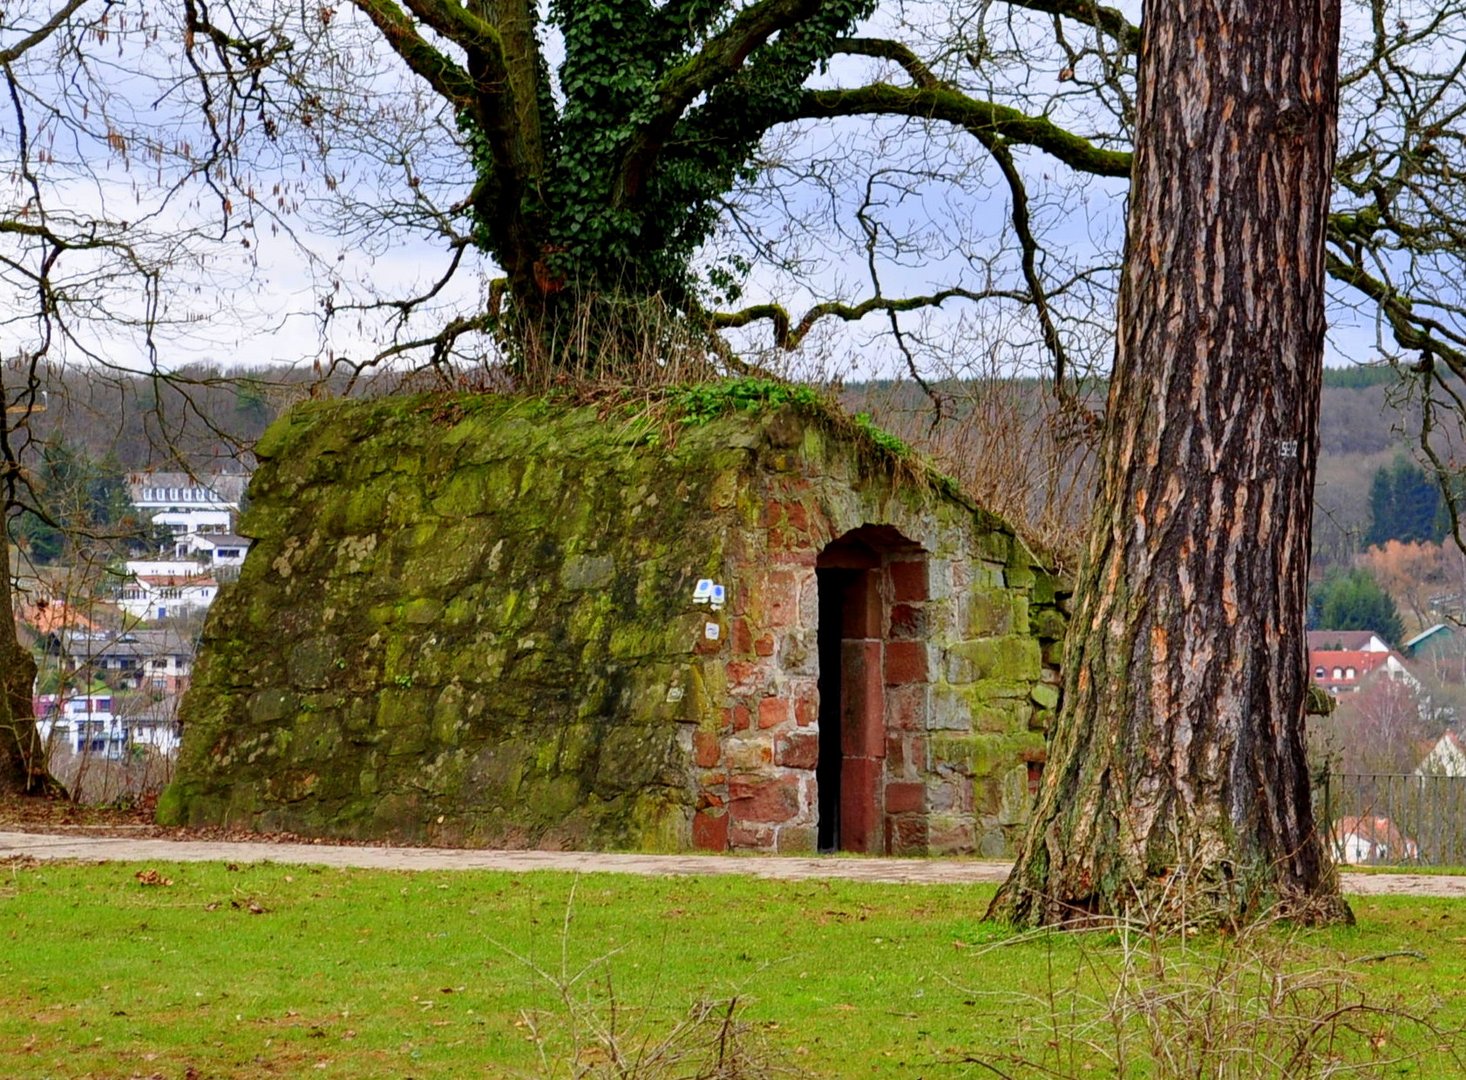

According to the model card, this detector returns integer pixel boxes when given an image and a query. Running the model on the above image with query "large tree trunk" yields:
[989,0,1350,928]
[0,532,57,797]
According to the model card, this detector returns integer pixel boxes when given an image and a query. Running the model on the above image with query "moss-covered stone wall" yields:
[161,394,1067,853]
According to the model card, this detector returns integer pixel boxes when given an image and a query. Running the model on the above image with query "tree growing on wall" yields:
[188,0,894,375]
[988,0,1351,927]
[175,0,1466,405]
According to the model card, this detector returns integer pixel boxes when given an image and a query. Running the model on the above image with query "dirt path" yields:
[3,829,1463,895]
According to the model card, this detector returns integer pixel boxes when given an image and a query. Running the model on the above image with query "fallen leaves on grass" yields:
[134,869,173,887]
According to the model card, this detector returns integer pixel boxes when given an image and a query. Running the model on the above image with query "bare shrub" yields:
[853,371,1098,569]
[505,886,784,1079]
[963,912,1460,1078]
[46,743,175,806]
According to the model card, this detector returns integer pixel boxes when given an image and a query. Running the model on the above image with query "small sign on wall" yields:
[693,580,727,611]
[704,622,721,641]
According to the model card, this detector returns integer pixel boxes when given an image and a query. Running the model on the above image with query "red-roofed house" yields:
[17,600,101,636]
[1306,630,1391,653]
[1308,643,1417,695]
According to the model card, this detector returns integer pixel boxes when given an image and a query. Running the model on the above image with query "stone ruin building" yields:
[161,394,1067,855]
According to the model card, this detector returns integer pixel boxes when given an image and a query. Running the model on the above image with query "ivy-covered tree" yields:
[178,0,1466,395]
[190,0,888,372]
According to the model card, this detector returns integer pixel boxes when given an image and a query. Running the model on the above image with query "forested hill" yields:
[1,361,328,472]
[1,359,1430,568]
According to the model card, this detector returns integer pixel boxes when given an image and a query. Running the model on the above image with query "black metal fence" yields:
[1315,773,1466,867]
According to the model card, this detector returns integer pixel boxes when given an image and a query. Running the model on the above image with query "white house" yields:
[1306,630,1392,653]
[1415,730,1466,778]
[34,691,127,759]
[34,689,183,759]
[127,471,248,554]
[117,695,184,756]
[185,533,251,570]
[123,559,203,579]
[1330,814,1420,865]
[117,571,219,621]
[47,628,196,694]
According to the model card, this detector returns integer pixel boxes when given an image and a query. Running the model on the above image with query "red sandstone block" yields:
[884,641,928,685]
[840,643,885,758]
[693,730,722,768]
[772,549,818,568]
[840,756,884,853]
[766,570,800,627]
[785,501,809,531]
[730,704,751,732]
[885,735,908,773]
[889,603,922,639]
[886,683,926,731]
[758,696,791,729]
[842,708,886,759]
[890,560,928,602]
[775,730,820,769]
[732,618,754,656]
[885,781,925,814]
[693,809,728,851]
[886,814,929,855]
[910,735,927,765]
[795,692,818,727]
[725,661,761,691]
[754,634,775,657]
[842,576,881,638]
[728,823,775,850]
[840,639,882,744]
[729,773,802,823]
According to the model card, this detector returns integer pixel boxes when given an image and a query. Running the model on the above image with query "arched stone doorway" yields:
[815,525,930,854]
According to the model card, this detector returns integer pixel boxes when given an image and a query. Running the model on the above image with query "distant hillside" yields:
[2,359,1440,569]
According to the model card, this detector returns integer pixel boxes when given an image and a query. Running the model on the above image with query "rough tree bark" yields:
[0,532,53,797]
[989,0,1351,927]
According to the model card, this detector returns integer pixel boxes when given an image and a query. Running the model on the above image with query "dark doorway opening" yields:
[815,525,929,855]
[815,530,885,854]
[816,566,858,852]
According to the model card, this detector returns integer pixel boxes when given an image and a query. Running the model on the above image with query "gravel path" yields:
[3,830,1464,895]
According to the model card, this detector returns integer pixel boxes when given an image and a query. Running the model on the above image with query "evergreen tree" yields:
[7,441,153,564]
[1367,456,1444,546]
[1308,567,1405,645]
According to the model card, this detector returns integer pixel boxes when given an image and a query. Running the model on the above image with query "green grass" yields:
[2,862,1464,1077]
[1343,864,1466,876]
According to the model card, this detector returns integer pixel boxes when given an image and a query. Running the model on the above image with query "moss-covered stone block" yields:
[945,636,1042,684]
[1031,607,1068,642]
[1029,681,1060,710]
[964,589,1014,637]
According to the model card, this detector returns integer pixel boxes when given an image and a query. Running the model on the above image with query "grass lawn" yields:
[2,860,1464,1078]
